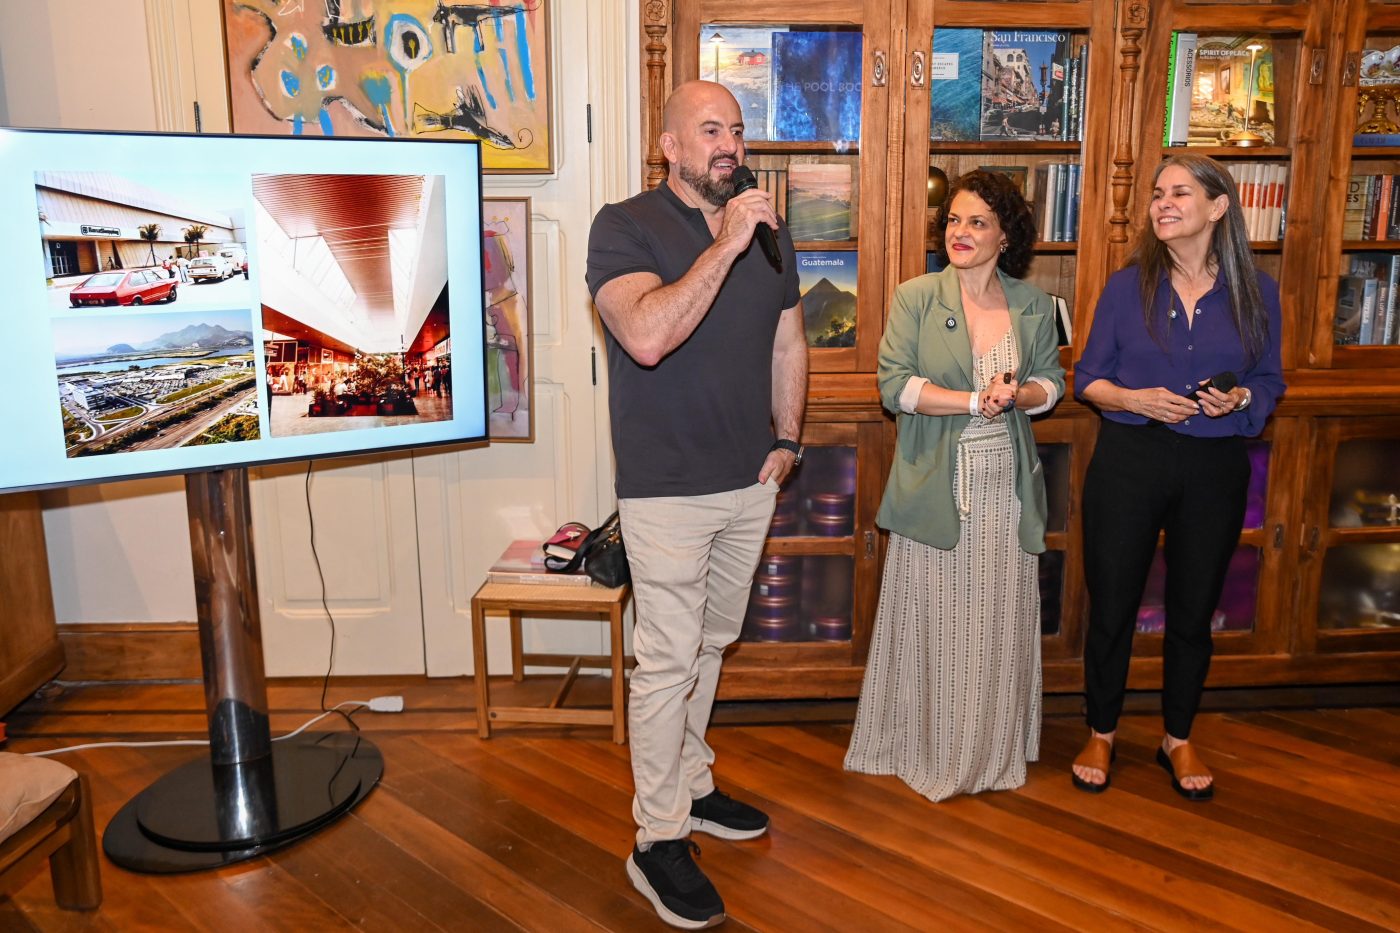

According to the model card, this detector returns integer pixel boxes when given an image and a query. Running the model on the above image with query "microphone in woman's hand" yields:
[1190,371,1238,400]
[730,165,783,272]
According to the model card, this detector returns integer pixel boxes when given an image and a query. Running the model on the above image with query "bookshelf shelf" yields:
[1162,146,1293,160]
[1351,147,1400,159]
[1250,241,1285,252]
[746,141,861,155]
[930,141,1083,155]
[793,240,857,251]
[1341,241,1400,251]
[1034,242,1080,253]
[1327,345,1400,367]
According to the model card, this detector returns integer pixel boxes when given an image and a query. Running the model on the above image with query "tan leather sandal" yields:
[1071,735,1115,794]
[1156,742,1214,801]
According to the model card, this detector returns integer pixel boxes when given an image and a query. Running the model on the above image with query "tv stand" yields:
[102,468,382,872]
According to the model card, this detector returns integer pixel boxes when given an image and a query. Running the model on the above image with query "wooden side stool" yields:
[470,580,632,743]
[0,753,102,910]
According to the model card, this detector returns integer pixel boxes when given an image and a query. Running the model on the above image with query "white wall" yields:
[1,0,198,625]
[0,0,159,131]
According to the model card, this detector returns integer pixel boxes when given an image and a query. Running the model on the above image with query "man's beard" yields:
[678,156,737,208]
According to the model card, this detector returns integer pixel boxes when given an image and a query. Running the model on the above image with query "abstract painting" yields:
[483,197,531,440]
[222,1,552,173]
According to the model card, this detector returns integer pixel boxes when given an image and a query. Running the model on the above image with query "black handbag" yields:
[544,511,631,587]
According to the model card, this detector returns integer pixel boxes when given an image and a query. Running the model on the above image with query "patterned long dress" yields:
[844,328,1042,801]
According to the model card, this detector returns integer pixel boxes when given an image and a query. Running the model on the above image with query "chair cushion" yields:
[0,753,77,846]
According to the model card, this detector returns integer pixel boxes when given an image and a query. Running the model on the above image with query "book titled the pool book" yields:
[770,31,864,142]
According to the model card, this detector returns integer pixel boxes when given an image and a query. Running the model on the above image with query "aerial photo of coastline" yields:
[52,309,261,457]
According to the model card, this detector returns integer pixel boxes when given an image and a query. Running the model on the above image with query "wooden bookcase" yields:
[638,0,1400,700]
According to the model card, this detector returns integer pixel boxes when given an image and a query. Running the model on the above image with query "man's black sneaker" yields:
[626,839,725,930]
[689,789,769,841]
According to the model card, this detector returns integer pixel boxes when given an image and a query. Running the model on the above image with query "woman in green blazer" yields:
[845,170,1065,801]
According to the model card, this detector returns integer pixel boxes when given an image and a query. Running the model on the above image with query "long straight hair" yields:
[1131,154,1268,365]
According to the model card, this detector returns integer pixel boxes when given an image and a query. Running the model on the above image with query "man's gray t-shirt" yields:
[586,184,801,499]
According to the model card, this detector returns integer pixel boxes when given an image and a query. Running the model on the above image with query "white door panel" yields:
[251,455,426,677]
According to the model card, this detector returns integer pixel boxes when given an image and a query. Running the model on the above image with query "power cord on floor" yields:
[23,696,404,758]
[307,460,359,730]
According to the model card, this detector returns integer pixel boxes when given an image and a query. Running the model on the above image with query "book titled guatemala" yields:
[929,28,985,141]
[770,30,864,143]
[981,29,1071,141]
[797,251,858,348]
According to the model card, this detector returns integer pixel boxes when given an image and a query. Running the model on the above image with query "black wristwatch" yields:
[771,438,804,466]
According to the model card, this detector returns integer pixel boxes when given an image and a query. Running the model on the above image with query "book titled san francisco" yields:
[770,30,864,143]
[980,29,1071,141]
[487,539,593,586]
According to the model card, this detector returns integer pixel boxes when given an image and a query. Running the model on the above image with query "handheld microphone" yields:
[729,165,783,272]
[1189,370,1238,400]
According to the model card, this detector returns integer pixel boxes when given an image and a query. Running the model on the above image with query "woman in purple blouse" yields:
[1071,154,1285,801]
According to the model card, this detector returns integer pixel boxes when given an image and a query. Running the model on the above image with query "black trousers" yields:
[1081,419,1250,739]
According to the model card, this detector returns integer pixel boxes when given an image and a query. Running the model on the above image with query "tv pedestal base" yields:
[102,468,382,873]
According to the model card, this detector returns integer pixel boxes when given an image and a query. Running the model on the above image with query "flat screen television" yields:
[0,127,486,494]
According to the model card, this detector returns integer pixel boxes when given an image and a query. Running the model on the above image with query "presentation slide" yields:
[0,127,486,494]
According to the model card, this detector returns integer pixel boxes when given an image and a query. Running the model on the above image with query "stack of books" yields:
[1031,162,1082,242]
[1343,174,1400,242]
[1224,162,1288,242]
[487,538,592,586]
[1164,33,1276,147]
[1336,253,1400,346]
[930,28,1089,143]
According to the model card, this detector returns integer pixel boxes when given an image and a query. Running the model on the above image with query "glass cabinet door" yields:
[1312,3,1400,369]
[1118,418,1299,659]
[722,419,884,695]
[676,3,893,373]
[1302,416,1400,653]
[901,0,1117,373]
[1029,414,1092,664]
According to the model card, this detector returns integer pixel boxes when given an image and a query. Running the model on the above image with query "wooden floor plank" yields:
[4,683,1399,932]
[713,726,1152,931]
[1229,711,1400,765]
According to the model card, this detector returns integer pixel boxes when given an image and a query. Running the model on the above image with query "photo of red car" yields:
[68,270,178,307]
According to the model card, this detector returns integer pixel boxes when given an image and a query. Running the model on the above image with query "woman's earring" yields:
[999,242,1008,253]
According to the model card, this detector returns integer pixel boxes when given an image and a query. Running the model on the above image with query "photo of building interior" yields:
[251,172,453,437]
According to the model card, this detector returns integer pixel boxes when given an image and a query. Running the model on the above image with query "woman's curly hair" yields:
[931,169,1037,279]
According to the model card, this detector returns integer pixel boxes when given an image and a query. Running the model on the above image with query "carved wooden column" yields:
[1110,0,1148,250]
[643,1,671,190]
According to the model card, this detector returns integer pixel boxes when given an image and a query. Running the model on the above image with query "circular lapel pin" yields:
[945,316,957,330]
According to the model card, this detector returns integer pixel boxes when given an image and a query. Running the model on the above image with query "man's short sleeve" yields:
[586,202,658,298]
[779,225,801,310]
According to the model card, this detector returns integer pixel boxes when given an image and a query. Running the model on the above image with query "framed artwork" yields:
[221,1,553,173]
[483,197,532,440]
